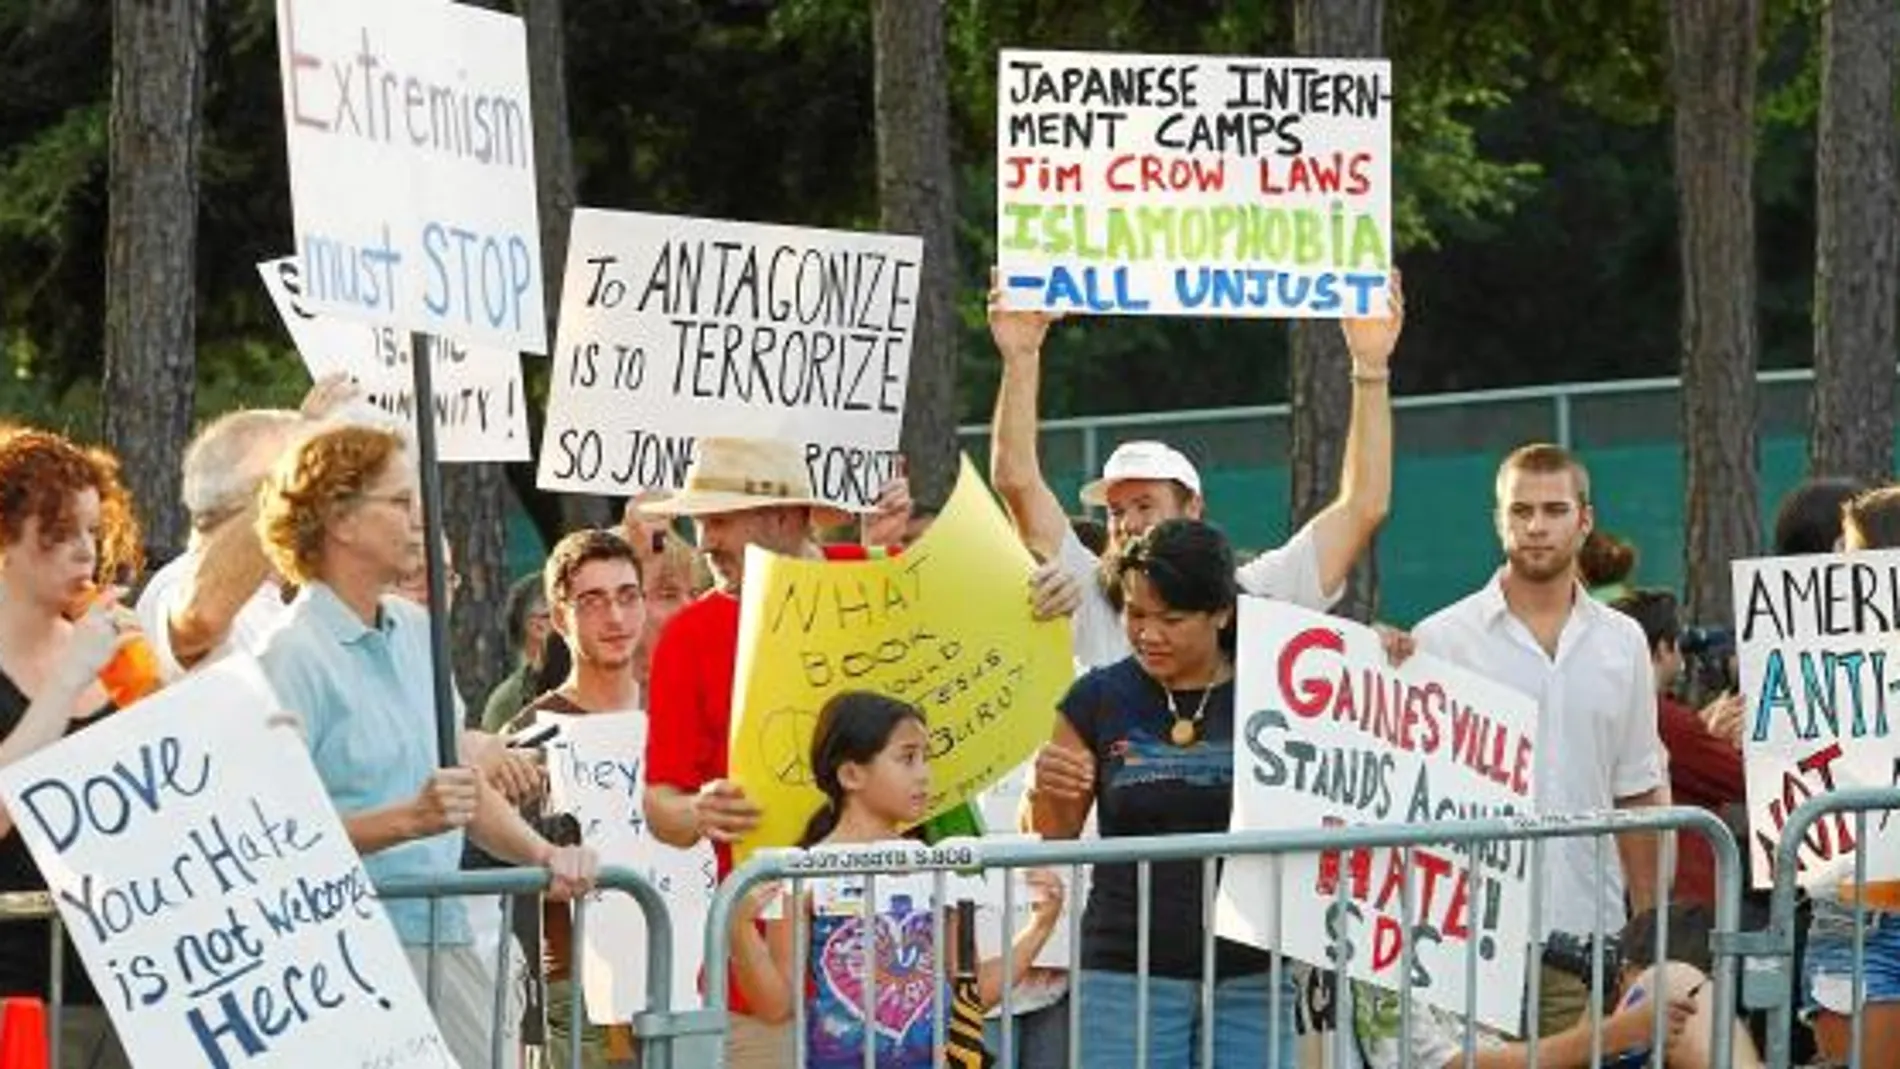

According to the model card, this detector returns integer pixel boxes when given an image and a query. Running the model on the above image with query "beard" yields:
[1506,545,1577,584]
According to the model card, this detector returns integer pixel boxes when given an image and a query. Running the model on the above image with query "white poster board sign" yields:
[1215,600,1537,1031]
[257,258,530,462]
[972,767,1085,969]
[536,209,923,509]
[996,50,1392,318]
[275,0,546,353]
[541,712,714,1021]
[0,659,450,1068]
[1732,550,1900,889]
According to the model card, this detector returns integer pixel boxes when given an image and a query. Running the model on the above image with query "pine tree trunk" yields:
[520,0,610,533]
[103,0,206,566]
[872,0,959,508]
[1290,0,1383,622]
[1811,0,1899,483]
[1669,0,1761,626]
[446,463,511,717]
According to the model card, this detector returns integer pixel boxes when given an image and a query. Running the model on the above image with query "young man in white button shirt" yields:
[1411,443,1668,1039]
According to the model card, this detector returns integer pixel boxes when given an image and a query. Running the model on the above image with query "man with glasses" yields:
[255,424,599,1069]
[493,528,651,1068]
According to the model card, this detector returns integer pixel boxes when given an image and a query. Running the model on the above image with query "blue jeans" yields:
[1075,969,1300,1069]
[1804,899,1900,1017]
[983,995,1070,1069]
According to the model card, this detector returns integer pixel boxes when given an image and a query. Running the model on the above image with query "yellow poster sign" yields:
[729,457,1073,860]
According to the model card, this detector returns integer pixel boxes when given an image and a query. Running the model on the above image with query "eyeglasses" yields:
[566,584,642,616]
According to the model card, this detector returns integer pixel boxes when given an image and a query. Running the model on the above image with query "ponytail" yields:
[799,797,841,849]
[798,691,926,849]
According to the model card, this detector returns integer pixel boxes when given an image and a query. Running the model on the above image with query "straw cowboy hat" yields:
[636,436,851,524]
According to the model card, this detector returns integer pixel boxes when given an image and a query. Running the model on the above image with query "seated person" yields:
[1355,905,1762,1069]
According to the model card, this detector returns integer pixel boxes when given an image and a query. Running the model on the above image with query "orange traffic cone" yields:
[0,997,48,1069]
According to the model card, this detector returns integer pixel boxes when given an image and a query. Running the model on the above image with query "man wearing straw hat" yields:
[640,435,1077,1067]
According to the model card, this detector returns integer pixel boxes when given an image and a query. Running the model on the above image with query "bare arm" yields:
[169,504,274,669]
[987,273,1069,562]
[0,612,134,839]
[342,804,427,857]
[972,871,1064,1007]
[466,774,555,866]
[1022,716,1095,841]
[1300,276,1402,595]
[729,892,799,1025]
[1615,785,1669,916]
[645,784,703,849]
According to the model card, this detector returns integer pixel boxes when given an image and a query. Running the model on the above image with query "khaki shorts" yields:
[405,944,524,1069]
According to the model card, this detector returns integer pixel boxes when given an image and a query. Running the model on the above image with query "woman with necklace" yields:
[1025,518,1295,1069]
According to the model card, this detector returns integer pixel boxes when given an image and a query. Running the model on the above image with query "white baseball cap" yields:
[1078,440,1204,507]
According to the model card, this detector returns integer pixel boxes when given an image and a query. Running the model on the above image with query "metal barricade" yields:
[1737,785,1900,1069]
[700,807,1744,1069]
[376,864,723,1069]
[0,866,703,1069]
[0,890,65,1068]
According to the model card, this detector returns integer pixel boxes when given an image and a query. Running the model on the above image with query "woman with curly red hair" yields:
[0,427,151,1068]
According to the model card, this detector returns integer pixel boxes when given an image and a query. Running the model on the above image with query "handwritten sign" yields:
[540,711,714,1020]
[536,209,922,509]
[275,0,546,352]
[0,659,449,1068]
[1732,551,1900,889]
[728,457,1072,860]
[257,258,529,463]
[1215,600,1537,1032]
[995,50,1392,318]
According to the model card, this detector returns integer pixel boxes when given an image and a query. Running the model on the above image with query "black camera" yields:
[1543,930,1622,991]
[1678,625,1739,704]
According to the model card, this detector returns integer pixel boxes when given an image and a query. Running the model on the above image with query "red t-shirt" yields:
[1657,695,1747,907]
[644,544,883,1015]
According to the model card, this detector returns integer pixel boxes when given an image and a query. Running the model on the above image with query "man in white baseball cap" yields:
[985,271,1404,669]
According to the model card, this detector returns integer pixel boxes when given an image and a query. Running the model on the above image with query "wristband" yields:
[1351,364,1390,384]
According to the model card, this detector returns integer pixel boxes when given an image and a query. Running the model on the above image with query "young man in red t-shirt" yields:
[1609,588,1746,907]
[638,436,1077,1067]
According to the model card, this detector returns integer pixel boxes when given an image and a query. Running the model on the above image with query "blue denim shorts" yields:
[1804,899,1900,1016]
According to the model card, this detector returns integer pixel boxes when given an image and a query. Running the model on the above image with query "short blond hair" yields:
[257,426,405,586]
[1496,443,1592,507]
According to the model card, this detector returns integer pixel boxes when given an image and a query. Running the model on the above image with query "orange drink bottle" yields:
[71,584,161,707]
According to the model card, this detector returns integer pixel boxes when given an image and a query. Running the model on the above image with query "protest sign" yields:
[1732,550,1900,889]
[0,659,449,1068]
[536,209,922,509]
[727,457,1072,860]
[257,258,529,463]
[540,711,714,1020]
[973,770,1088,969]
[275,0,545,353]
[995,50,1392,319]
[1215,600,1537,1031]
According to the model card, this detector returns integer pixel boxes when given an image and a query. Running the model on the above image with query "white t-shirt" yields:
[1413,572,1666,940]
[1054,521,1342,671]
[135,548,291,681]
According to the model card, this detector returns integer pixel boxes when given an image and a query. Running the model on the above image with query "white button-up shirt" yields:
[1413,570,1665,940]
[135,547,290,681]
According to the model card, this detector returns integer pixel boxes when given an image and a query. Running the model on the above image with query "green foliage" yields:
[0,0,1831,456]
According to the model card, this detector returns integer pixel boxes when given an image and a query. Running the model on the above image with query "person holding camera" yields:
[1609,590,1745,909]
